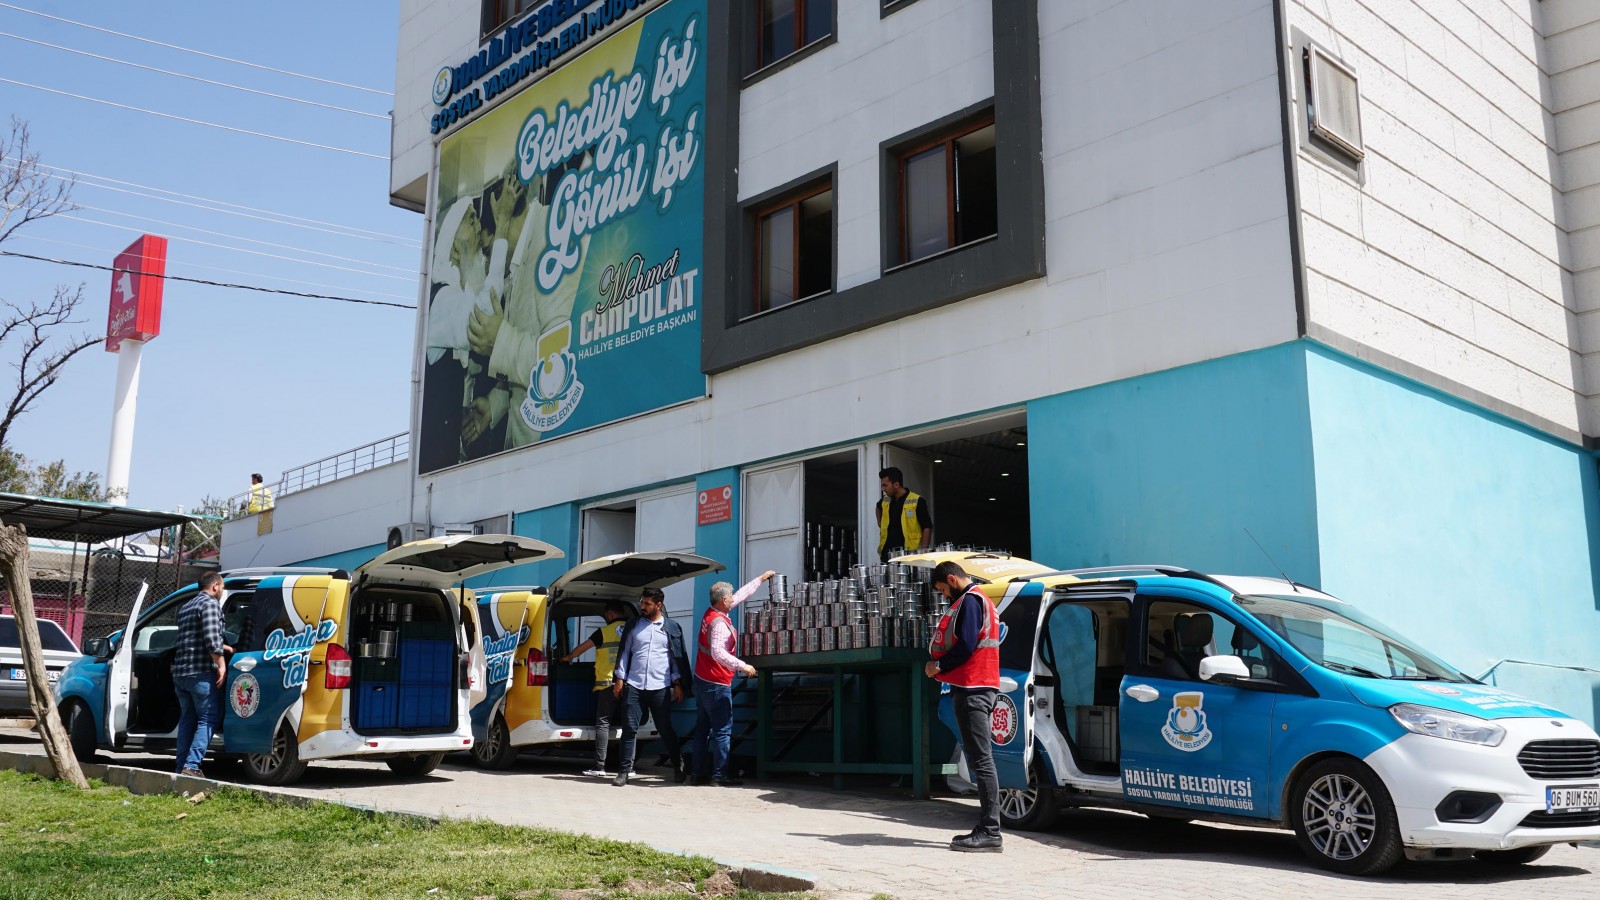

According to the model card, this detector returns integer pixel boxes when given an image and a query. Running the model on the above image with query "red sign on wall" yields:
[106,234,167,352]
[697,485,733,526]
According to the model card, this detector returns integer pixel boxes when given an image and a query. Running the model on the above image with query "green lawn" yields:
[0,770,809,899]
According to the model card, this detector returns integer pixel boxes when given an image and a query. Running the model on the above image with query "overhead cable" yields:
[0,2,390,96]
[0,76,387,159]
[0,249,415,309]
[0,31,389,118]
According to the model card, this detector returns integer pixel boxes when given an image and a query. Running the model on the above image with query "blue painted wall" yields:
[693,469,742,639]
[468,503,581,589]
[1028,343,1322,583]
[291,543,385,572]
[1304,345,1600,725]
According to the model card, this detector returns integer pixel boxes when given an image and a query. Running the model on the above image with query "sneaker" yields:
[179,768,205,778]
[613,770,630,787]
[950,833,1002,853]
[583,769,607,777]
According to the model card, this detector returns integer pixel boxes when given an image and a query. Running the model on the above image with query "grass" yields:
[0,770,809,900]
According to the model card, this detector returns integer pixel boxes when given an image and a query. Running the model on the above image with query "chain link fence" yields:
[1,539,206,649]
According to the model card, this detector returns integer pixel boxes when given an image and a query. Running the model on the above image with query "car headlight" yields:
[1390,703,1505,747]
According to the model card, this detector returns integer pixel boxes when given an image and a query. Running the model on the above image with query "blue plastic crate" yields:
[358,683,397,731]
[400,639,452,683]
[397,683,452,729]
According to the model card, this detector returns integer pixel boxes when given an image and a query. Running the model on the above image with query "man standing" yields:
[926,561,1002,852]
[877,467,933,562]
[691,570,775,786]
[173,572,229,777]
[559,601,629,776]
[611,588,685,786]
[246,474,273,513]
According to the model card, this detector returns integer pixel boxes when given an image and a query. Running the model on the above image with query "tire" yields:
[997,760,1059,831]
[1474,845,1551,866]
[62,702,98,763]
[386,752,445,777]
[241,723,309,786]
[1289,757,1404,876]
[469,712,517,770]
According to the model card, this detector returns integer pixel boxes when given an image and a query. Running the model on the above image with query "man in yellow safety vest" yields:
[877,466,933,562]
[560,601,630,776]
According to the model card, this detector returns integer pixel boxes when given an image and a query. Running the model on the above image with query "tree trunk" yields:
[0,520,89,788]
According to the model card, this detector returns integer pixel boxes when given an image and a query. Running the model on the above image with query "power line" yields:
[0,76,387,159]
[0,31,389,119]
[58,212,417,281]
[13,234,416,301]
[3,157,420,245]
[0,2,390,96]
[0,249,415,309]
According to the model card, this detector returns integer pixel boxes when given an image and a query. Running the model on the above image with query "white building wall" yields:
[1543,0,1600,434]
[1288,0,1580,437]
[221,463,410,568]
[391,0,1297,531]
[392,0,478,208]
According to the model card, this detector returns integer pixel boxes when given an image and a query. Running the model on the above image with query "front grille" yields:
[1517,740,1600,780]
[1519,809,1600,829]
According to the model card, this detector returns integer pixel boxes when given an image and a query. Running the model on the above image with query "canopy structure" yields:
[0,492,193,544]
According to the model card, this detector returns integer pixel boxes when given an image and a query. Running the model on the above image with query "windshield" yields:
[0,616,79,653]
[1235,595,1469,682]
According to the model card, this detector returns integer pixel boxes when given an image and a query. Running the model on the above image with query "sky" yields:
[0,0,420,513]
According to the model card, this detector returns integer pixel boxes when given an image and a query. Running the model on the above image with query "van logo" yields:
[484,625,531,685]
[991,694,1019,745]
[230,672,261,718]
[1161,691,1213,752]
[264,619,338,689]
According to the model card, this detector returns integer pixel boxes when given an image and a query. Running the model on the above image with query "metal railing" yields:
[225,432,409,519]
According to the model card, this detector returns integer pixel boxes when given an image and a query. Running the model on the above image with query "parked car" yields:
[0,614,80,716]
[468,552,723,769]
[940,565,1600,875]
[53,534,561,784]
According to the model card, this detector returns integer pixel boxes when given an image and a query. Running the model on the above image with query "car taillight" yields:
[325,643,352,689]
[526,648,548,686]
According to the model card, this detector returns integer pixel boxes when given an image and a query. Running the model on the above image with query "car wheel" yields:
[1474,845,1551,865]
[997,760,1058,831]
[470,712,517,770]
[62,702,98,762]
[386,752,446,777]
[1290,757,1403,876]
[242,722,309,786]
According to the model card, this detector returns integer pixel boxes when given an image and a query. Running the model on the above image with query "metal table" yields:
[754,646,952,800]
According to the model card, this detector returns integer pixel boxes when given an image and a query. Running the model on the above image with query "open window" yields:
[1142,600,1279,683]
[752,179,834,316]
[1039,595,1131,777]
[891,113,998,267]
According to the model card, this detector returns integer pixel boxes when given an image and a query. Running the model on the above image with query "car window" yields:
[1145,599,1275,682]
[0,617,78,652]
[134,600,183,653]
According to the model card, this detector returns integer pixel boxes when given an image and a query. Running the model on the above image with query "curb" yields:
[0,748,819,891]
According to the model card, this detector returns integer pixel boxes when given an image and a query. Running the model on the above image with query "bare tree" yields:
[0,116,96,451]
[0,520,89,788]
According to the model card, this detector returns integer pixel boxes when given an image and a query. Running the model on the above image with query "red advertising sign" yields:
[697,485,733,526]
[106,234,167,352]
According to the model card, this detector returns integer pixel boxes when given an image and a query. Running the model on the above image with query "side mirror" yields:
[1199,654,1251,683]
[83,637,108,659]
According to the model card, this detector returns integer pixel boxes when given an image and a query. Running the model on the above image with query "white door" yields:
[636,490,697,621]
[880,444,936,550]
[743,463,804,585]
[105,582,149,743]
[582,509,635,560]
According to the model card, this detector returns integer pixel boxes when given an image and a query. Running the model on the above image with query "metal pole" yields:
[105,339,146,506]
[174,521,187,593]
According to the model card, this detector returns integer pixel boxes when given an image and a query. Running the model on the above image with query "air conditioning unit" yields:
[386,522,429,550]
[434,522,481,538]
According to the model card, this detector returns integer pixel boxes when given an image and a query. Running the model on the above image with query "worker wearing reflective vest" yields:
[691,570,776,785]
[877,467,932,562]
[926,560,1003,852]
[559,601,629,777]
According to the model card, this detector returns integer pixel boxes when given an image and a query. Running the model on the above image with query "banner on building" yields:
[419,0,706,474]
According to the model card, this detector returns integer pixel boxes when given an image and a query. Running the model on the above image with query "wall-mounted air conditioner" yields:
[386,522,429,550]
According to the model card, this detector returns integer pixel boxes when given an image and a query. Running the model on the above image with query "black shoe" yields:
[950,833,1002,853]
[179,768,205,778]
[713,778,744,787]
[673,760,689,784]
[613,770,630,787]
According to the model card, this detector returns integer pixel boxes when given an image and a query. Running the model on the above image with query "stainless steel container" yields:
[374,628,397,658]
[801,606,816,629]
[822,580,839,604]
[820,628,836,651]
[769,574,789,605]
[868,618,884,647]
[850,624,868,649]
[805,629,821,653]
[777,632,792,655]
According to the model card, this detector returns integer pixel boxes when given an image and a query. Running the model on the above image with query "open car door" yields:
[104,582,149,746]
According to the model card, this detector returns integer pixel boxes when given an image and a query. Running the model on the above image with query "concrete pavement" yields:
[3,727,1596,898]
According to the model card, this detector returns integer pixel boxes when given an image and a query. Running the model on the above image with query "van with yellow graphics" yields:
[53,535,562,785]
[468,552,723,769]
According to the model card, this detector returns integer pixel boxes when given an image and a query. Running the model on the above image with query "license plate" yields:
[1548,785,1600,812]
[5,668,55,683]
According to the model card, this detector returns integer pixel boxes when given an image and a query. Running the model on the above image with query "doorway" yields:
[742,449,862,585]
[878,414,1030,560]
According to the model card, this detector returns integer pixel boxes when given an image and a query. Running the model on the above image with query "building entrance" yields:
[879,415,1030,562]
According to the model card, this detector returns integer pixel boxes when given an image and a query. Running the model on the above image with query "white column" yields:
[105,339,144,506]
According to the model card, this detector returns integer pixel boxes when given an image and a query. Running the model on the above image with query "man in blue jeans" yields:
[173,571,230,776]
[610,588,684,786]
[691,571,773,786]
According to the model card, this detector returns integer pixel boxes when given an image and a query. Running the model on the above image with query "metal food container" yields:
[821,628,836,651]
[777,632,792,655]
[801,606,815,629]
[374,628,397,658]
[769,574,789,604]
[805,629,821,653]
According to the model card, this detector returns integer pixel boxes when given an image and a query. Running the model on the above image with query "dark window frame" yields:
[880,0,930,18]
[743,0,837,85]
[892,111,998,268]
[480,0,533,40]
[749,172,835,319]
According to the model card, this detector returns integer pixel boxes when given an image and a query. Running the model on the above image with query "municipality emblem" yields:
[230,672,261,719]
[432,67,454,106]
[1160,691,1212,752]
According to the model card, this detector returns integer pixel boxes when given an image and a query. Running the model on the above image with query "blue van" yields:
[940,566,1600,875]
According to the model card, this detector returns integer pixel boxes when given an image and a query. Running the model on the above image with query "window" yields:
[895,116,998,265]
[1144,600,1276,682]
[756,0,833,70]
[1305,45,1363,162]
[754,181,833,314]
[481,0,538,37]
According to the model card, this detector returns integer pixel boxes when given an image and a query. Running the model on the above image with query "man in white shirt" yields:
[690,570,775,786]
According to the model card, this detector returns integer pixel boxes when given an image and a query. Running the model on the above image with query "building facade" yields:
[224,0,1600,724]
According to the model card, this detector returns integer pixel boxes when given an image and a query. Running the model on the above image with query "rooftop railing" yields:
[225,432,409,519]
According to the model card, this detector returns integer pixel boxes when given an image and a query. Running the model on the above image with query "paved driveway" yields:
[3,729,1596,899]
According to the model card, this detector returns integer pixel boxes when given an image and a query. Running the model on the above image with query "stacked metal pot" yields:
[739,563,955,657]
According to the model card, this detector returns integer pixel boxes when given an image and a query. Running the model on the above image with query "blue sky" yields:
[0,0,419,513]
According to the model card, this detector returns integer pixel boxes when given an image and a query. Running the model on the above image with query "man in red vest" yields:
[690,569,776,786]
[926,560,1003,852]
